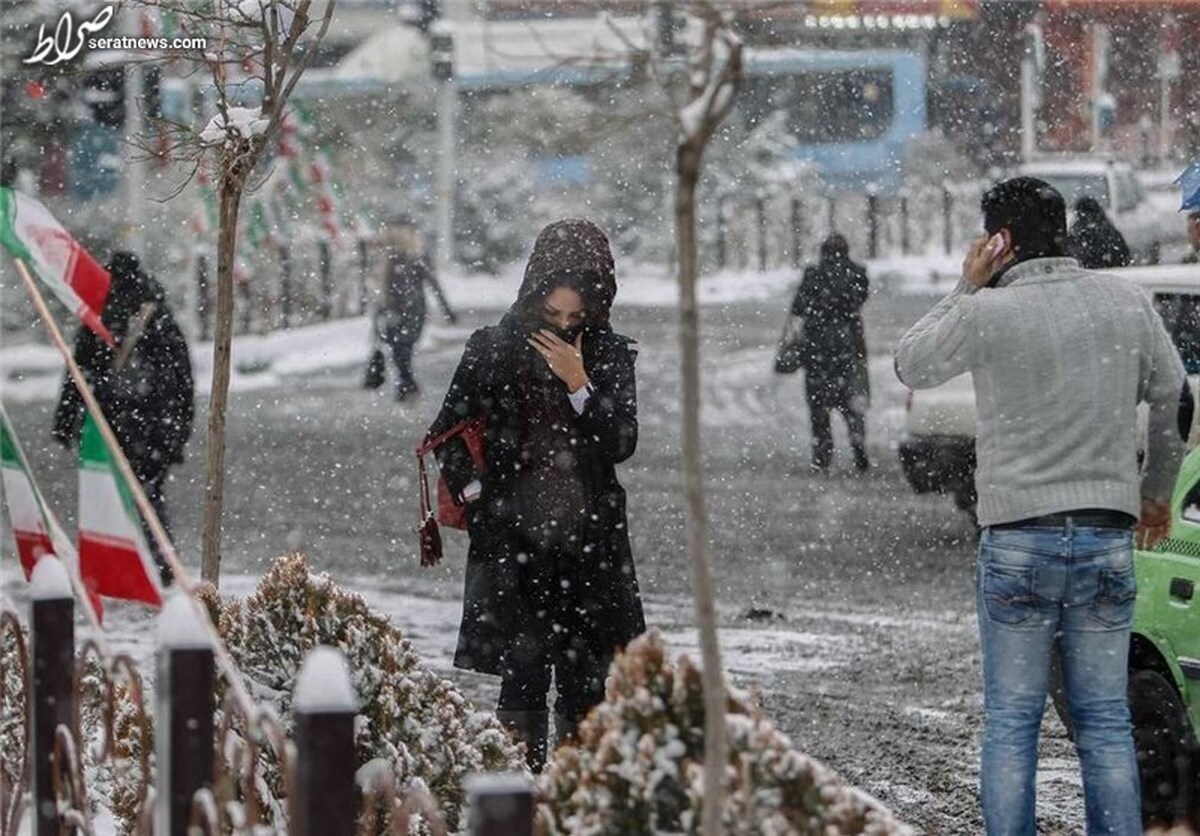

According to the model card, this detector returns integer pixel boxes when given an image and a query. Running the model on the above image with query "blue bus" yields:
[741,49,926,191]
[452,44,926,192]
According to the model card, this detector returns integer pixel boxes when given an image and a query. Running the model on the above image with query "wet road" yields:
[4,286,1087,833]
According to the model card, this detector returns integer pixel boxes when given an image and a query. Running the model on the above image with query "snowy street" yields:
[3,280,1089,832]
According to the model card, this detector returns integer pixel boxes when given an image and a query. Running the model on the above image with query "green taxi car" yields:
[1127,444,1200,823]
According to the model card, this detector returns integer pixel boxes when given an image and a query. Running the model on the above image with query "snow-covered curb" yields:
[0,256,960,404]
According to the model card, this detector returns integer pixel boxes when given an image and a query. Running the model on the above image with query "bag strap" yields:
[417,449,434,521]
[415,415,481,457]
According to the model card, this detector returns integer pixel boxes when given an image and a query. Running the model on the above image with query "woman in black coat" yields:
[53,251,194,583]
[426,219,644,771]
[791,234,870,471]
[1067,196,1131,269]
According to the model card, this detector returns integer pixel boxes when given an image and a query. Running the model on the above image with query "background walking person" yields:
[790,234,871,472]
[425,218,644,772]
[374,217,455,401]
[1067,196,1132,269]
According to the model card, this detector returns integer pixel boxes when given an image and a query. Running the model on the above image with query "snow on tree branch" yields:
[678,6,742,146]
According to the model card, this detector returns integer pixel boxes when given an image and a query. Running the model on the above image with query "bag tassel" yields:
[417,453,443,567]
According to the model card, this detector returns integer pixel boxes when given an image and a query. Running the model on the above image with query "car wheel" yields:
[1129,668,1197,825]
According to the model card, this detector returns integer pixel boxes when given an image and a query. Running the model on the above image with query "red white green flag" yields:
[0,187,114,346]
[0,404,55,579]
[78,414,163,608]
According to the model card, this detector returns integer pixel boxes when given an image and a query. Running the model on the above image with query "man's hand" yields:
[1137,498,1172,551]
[529,330,588,392]
[963,236,1006,289]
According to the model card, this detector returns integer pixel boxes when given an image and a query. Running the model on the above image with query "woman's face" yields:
[539,287,586,332]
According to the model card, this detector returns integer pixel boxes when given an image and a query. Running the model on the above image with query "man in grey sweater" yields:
[896,177,1186,835]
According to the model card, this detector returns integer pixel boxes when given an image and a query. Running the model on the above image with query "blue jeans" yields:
[977,523,1141,835]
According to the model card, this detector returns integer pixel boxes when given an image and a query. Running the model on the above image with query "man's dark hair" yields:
[981,176,1067,261]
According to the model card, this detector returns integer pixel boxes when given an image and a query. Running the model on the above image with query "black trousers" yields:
[810,403,866,467]
[497,642,608,722]
[383,325,419,398]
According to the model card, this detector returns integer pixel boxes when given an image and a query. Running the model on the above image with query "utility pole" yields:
[1090,23,1109,154]
[431,23,456,279]
[1159,15,1180,163]
[1020,22,1041,163]
[123,13,146,251]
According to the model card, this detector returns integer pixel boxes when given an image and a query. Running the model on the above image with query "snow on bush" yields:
[536,630,909,835]
[216,552,524,831]
[0,615,26,822]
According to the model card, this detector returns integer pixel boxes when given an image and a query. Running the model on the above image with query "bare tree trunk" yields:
[676,138,727,836]
[200,180,243,584]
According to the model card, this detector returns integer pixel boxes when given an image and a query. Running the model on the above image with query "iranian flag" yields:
[0,187,114,346]
[0,405,55,579]
[78,414,163,608]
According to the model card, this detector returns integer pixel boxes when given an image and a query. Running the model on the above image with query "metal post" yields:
[357,238,370,314]
[293,647,358,836]
[278,245,293,329]
[29,557,74,836]
[432,25,458,280]
[155,594,214,836]
[867,192,879,260]
[942,185,954,256]
[318,240,333,320]
[790,197,803,269]
[123,47,145,252]
[466,774,532,836]
[715,196,727,271]
[237,279,252,335]
[196,254,211,341]
[900,195,911,255]
[756,196,767,272]
[1020,52,1036,162]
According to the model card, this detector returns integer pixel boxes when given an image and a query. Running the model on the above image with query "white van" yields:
[898,263,1200,520]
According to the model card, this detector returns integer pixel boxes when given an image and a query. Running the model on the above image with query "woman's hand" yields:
[529,330,589,392]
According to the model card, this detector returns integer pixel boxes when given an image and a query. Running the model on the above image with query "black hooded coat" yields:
[53,252,194,479]
[790,237,871,410]
[427,220,645,677]
[1067,197,1132,269]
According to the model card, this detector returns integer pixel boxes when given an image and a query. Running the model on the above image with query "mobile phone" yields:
[986,233,1006,258]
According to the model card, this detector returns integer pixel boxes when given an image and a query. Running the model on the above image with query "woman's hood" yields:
[511,219,617,326]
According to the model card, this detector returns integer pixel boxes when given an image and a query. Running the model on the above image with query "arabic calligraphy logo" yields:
[24,5,115,66]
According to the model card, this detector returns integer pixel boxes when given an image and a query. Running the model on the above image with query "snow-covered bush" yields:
[536,631,908,835]
[217,552,525,831]
[0,615,26,825]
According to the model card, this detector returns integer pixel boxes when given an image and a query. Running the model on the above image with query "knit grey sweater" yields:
[896,257,1186,527]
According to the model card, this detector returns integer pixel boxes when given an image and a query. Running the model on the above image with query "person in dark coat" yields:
[1067,196,1131,269]
[426,218,644,771]
[53,251,194,583]
[791,234,871,471]
[376,219,455,401]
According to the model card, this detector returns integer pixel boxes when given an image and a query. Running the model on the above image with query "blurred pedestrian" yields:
[425,219,644,772]
[790,234,870,471]
[1067,196,1132,269]
[896,177,1188,835]
[53,251,194,584]
[373,218,455,401]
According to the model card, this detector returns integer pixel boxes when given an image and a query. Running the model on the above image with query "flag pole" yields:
[0,400,106,634]
[13,256,263,717]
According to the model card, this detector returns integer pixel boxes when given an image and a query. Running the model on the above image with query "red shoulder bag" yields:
[415,415,487,566]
